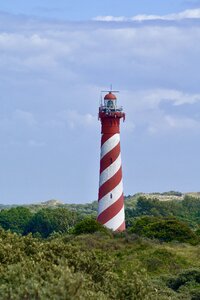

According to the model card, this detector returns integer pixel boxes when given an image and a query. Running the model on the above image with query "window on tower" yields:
[107,100,114,108]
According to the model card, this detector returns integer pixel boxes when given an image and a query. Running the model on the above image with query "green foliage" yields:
[73,217,111,236]
[167,269,200,299]
[1,193,200,235]
[134,196,178,217]
[0,228,159,300]
[24,208,77,238]
[129,216,199,244]
[125,195,200,229]
[1,225,200,299]
[141,248,187,274]
[168,269,200,291]
[161,191,182,196]
[64,201,98,220]
[0,259,106,300]
[1,195,200,298]
[0,207,32,234]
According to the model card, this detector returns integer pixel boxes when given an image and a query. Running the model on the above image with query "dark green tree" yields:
[0,207,32,234]
[25,208,77,238]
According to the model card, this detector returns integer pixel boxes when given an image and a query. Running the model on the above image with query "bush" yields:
[73,218,112,236]
[129,216,199,244]
[168,269,200,291]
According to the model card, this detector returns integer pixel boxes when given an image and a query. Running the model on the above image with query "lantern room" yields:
[104,92,117,110]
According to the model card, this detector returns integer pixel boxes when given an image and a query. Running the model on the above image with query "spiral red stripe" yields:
[115,221,126,232]
[100,143,120,174]
[101,133,113,145]
[97,194,124,224]
[98,167,122,200]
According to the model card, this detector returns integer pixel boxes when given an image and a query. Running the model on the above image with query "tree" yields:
[24,208,77,238]
[0,207,32,234]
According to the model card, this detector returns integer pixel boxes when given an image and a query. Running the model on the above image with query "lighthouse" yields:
[97,90,126,231]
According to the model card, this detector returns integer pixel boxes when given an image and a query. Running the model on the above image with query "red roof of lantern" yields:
[104,92,117,100]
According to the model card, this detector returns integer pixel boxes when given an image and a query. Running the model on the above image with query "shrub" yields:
[129,216,199,244]
[73,218,111,236]
[167,269,200,291]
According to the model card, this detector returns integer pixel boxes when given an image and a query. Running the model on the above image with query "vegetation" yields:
[73,217,112,236]
[125,195,200,228]
[0,207,32,234]
[0,227,200,299]
[0,193,200,299]
[24,208,77,238]
[129,216,199,244]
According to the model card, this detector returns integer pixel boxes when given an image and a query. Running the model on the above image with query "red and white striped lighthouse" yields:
[97,90,126,231]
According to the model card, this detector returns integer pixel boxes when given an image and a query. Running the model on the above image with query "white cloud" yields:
[94,16,126,22]
[148,115,200,134]
[94,9,200,22]
[121,88,200,135]
[125,89,200,109]
[132,9,200,21]
[165,115,200,129]
[0,12,200,203]
[57,110,97,129]
[0,12,200,95]
[0,13,200,138]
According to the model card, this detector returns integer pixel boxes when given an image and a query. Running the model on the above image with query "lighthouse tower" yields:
[97,90,126,232]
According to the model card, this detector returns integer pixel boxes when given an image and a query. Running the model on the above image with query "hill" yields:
[0,191,199,212]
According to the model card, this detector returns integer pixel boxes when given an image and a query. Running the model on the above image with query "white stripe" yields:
[99,154,121,187]
[98,180,123,215]
[104,206,125,231]
[101,134,120,159]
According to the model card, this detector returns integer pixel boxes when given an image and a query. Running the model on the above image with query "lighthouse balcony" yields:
[99,109,125,120]
[99,105,123,113]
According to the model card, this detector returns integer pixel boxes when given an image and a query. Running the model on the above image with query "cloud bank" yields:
[0,11,200,203]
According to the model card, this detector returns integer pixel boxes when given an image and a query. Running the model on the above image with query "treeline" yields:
[0,195,200,243]
[0,207,77,238]
[125,195,200,228]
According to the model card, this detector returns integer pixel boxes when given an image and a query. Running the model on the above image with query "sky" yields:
[0,1,200,204]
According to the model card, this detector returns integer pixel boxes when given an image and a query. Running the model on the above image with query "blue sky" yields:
[0,1,200,204]
[0,0,192,20]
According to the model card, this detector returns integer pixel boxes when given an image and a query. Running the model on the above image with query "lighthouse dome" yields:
[104,92,117,100]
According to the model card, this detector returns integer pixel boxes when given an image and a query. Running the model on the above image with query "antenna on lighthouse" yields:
[101,85,120,94]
